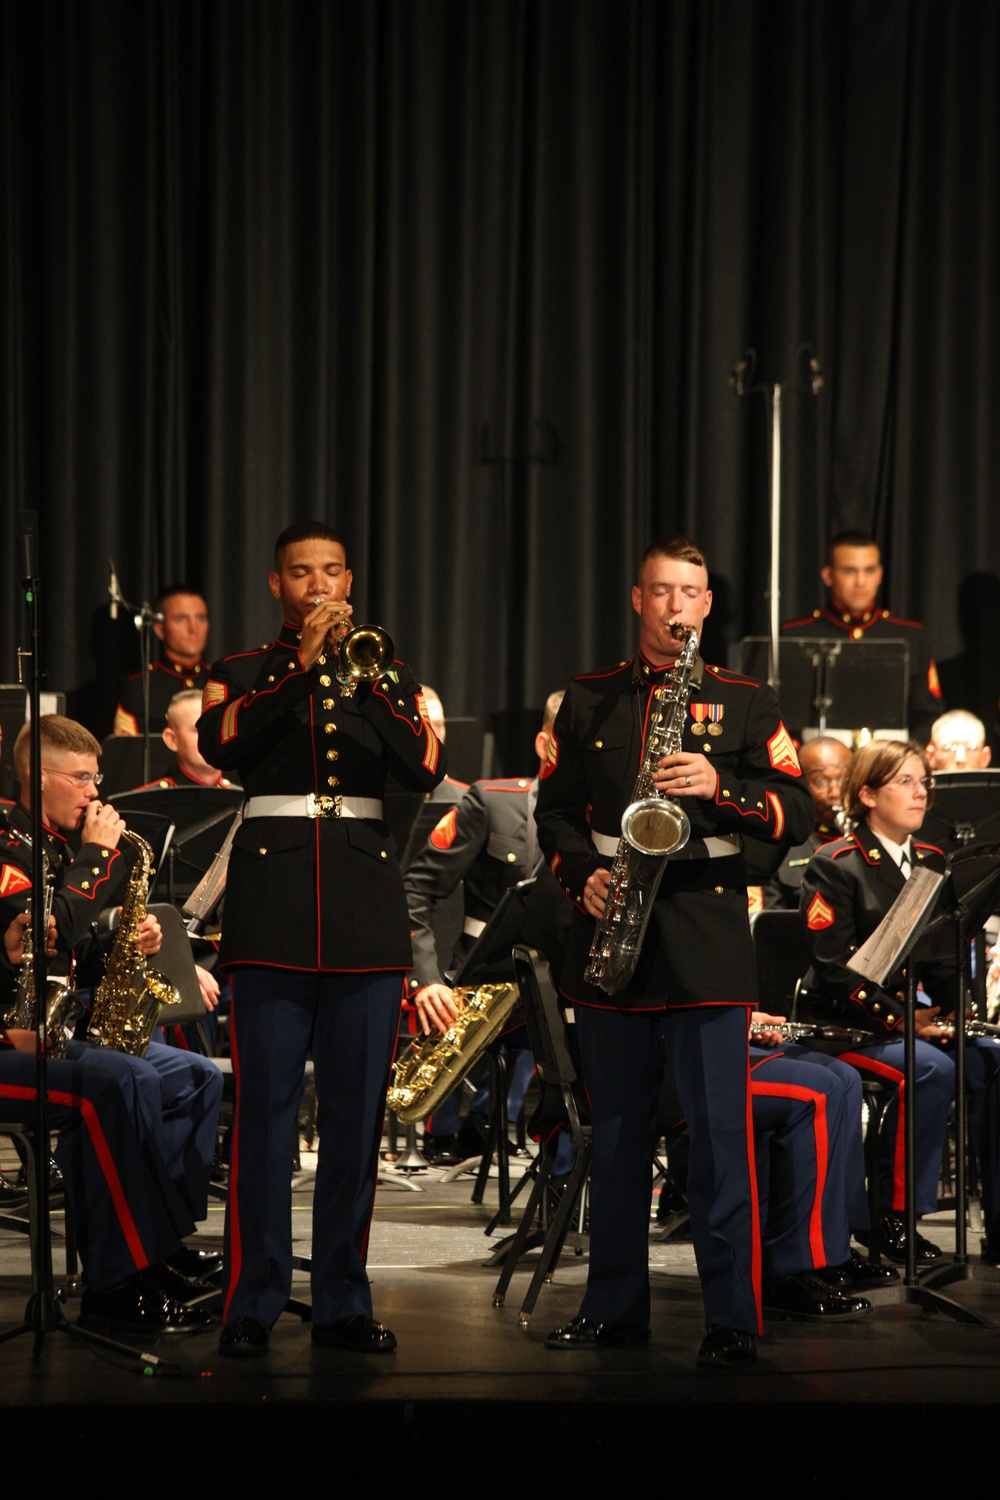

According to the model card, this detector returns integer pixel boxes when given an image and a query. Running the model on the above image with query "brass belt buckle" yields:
[306,793,342,818]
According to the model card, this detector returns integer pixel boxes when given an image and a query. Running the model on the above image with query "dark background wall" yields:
[3,0,999,764]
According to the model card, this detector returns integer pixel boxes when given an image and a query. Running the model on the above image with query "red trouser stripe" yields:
[222,1003,243,1323]
[0,1083,149,1270]
[840,1051,906,1212]
[742,1020,764,1335]
[751,1080,829,1268]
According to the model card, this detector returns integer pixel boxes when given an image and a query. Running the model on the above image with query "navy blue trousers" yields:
[749,1049,862,1276]
[223,968,402,1328]
[0,1052,191,1288]
[575,1003,761,1335]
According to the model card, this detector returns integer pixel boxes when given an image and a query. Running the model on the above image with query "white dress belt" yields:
[244,794,384,820]
[590,830,740,859]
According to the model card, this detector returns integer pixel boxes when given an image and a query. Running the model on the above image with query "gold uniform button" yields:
[896,991,905,1001]
[506,852,517,863]
[594,740,603,749]
[80,881,90,890]
[323,698,335,709]
[326,749,338,761]
[318,655,326,666]
[380,850,388,859]
[91,866,100,875]
[259,846,268,856]
[703,744,712,753]
[287,661,296,669]
[887,1015,896,1026]
[268,675,275,683]
[327,776,339,788]
[714,885,724,895]
[101,850,109,858]
[852,627,863,640]
[324,723,335,734]
[320,675,332,687]
[398,698,405,707]
[517,779,528,788]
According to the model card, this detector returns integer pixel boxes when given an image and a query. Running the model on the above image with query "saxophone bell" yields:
[621,796,690,856]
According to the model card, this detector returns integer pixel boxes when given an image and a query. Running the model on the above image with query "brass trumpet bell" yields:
[337,623,395,681]
[621,796,691,856]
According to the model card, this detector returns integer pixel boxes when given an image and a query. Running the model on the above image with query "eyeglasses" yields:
[884,774,934,793]
[43,768,104,788]
[806,775,846,791]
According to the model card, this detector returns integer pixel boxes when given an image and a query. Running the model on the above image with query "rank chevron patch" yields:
[806,892,835,930]
[430,807,459,850]
[0,864,32,899]
[767,722,802,776]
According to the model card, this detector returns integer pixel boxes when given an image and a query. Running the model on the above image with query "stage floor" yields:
[3,1145,1000,1475]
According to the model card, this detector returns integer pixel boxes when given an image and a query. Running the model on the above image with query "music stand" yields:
[111,787,243,906]
[921,772,1000,1017]
[848,849,1000,1321]
[739,635,909,736]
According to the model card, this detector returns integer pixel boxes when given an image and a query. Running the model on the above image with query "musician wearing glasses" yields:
[798,740,1000,1265]
[763,737,852,909]
[535,536,813,1366]
[197,521,446,1358]
[0,716,225,1277]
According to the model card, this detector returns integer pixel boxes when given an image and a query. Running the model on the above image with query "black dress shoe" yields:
[219,1317,270,1357]
[863,1212,942,1264]
[421,1134,463,1166]
[696,1325,757,1367]
[817,1249,899,1290]
[79,1275,214,1336]
[143,1261,221,1307]
[545,1317,650,1350]
[14,1156,64,1207]
[0,1172,29,1212]
[981,1228,1000,1265]
[311,1315,397,1353]
[166,1244,224,1281]
[763,1272,870,1320]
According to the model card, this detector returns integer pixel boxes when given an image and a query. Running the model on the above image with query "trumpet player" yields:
[536,535,813,1365]
[198,520,446,1358]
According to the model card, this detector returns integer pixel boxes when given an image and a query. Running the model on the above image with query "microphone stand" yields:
[110,565,163,786]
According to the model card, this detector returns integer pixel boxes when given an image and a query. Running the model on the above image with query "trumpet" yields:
[313,597,394,695]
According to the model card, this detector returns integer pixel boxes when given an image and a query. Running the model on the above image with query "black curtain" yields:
[3,0,999,764]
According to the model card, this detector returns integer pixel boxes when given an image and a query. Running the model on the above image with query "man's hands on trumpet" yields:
[299,596,354,671]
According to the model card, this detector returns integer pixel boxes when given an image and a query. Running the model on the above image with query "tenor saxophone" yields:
[386,982,520,1125]
[585,625,699,996]
[87,828,181,1056]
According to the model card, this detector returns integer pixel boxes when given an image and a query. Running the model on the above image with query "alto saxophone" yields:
[88,828,181,1056]
[585,625,699,996]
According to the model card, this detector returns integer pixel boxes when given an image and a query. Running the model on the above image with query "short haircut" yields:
[637,535,708,582]
[826,531,879,565]
[274,521,346,568]
[155,584,207,612]
[841,739,933,823]
[930,709,986,748]
[14,715,101,785]
[166,688,204,725]
[542,689,565,733]
[799,736,852,771]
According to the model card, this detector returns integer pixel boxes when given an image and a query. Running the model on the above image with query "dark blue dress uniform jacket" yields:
[197,622,446,974]
[798,825,948,1044]
[536,655,814,1010]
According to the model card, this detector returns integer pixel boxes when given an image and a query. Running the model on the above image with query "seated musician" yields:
[927,709,992,772]
[114,586,211,737]
[1,913,217,1335]
[133,688,235,789]
[798,739,1000,1264]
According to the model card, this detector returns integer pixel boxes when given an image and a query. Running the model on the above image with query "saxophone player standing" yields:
[198,522,446,1357]
[536,536,813,1364]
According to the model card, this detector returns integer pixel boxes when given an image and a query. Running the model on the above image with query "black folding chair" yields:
[491,946,592,1325]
